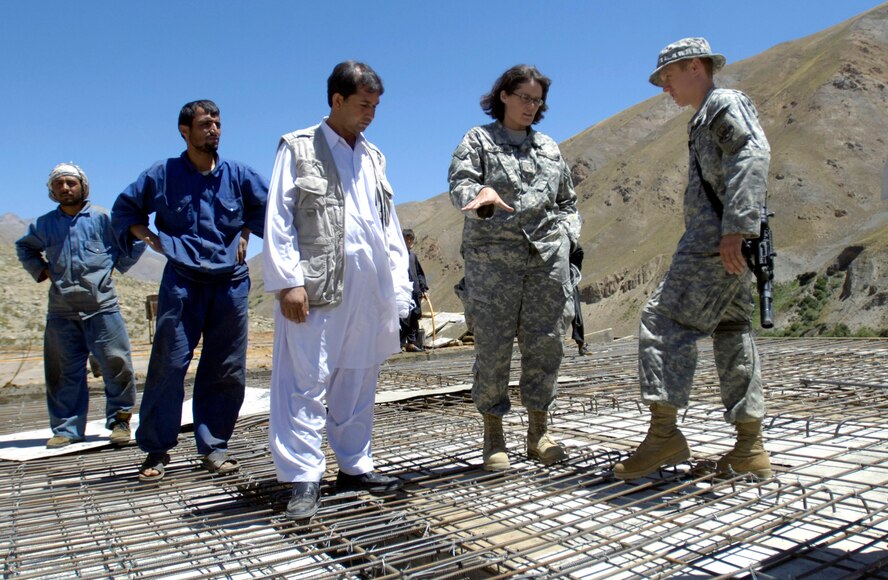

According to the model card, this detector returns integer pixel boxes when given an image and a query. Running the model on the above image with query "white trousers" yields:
[269,326,379,483]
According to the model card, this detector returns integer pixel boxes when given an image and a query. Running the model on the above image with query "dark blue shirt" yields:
[16,202,145,320]
[112,152,269,280]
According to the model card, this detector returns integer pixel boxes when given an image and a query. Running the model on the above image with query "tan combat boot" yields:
[109,411,133,445]
[482,414,510,471]
[613,402,691,480]
[717,420,772,478]
[527,410,567,465]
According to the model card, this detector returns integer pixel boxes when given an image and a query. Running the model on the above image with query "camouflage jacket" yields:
[679,87,770,255]
[449,122,579,261]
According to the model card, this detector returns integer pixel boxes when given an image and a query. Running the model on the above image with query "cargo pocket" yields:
[656,259,742,334]
[298,239,334,304]
[294,174,328,241]
[84,242,113,272]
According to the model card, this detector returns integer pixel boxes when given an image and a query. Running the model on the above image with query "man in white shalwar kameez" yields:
[263,61,412,520]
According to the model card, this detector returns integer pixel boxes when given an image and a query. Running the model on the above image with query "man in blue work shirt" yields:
[112,100,269,482]
[17,163,144,449]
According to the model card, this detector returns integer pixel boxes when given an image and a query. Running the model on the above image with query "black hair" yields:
[402,228,415,240]
[480,65,551,125]
[178,99,220,128]
[327,61,384,107]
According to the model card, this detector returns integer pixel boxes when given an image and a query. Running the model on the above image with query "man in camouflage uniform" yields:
[614,38,772,480]
[449,65,580,471]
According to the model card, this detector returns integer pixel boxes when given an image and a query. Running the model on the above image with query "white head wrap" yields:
[47,162,90,200]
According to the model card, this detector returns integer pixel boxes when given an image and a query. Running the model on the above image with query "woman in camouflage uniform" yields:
[448,65,580,471]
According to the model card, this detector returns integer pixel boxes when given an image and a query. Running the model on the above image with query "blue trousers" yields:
[44,311,136,439]
[135,266,249,455]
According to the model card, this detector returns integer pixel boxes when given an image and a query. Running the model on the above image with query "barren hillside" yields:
[397,3,888,337]
[0,241,159,346]
[0,239,274,348]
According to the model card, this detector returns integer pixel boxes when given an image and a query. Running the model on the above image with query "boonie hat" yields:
[649,37,726,87]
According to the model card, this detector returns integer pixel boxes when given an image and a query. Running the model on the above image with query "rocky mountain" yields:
[4,6,885,344]
[0,211,163,346]
[0,213,32,246]
[123,249,167,283]
[396,4,888,337]
[0,236,276,347]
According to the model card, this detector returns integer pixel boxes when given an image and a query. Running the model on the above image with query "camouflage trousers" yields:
[463,238,570,416]
[638,253,765,423]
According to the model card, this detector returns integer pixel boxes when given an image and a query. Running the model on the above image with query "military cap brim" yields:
[649,37,726,87]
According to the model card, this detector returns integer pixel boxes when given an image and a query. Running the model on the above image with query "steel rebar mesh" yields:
[0,337,886,578]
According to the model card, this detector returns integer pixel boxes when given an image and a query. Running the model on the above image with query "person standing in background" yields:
[17,163,143,449]
[568,243,589,356]
[400,228,429,352]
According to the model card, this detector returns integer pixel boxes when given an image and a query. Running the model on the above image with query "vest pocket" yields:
[296,176,328,209]
[298,238,335,305]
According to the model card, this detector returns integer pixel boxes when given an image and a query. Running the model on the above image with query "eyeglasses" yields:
[511,92,544,107]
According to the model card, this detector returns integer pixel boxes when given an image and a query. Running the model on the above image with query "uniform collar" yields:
[56,200,92,219]
[179,150,223,175]
[690,86,719,131]
[490,121,542,149]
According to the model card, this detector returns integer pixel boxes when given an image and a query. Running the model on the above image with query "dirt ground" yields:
[0,329,465,402]
[0,331,278,400]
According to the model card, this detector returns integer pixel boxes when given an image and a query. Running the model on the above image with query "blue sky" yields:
[1,1,880,231]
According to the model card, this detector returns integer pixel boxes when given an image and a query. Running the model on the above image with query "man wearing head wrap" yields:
[614,38,772,481]
[16,163,145,449]
[112,100,268,482]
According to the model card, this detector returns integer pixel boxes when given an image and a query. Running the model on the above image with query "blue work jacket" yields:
[112,152,269,281]
[16,202,144,320]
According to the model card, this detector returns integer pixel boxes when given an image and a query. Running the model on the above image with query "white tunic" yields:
[264,121,413,482]
[263,120,412,378]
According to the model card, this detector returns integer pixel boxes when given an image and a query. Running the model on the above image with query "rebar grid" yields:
[0,337,885,578]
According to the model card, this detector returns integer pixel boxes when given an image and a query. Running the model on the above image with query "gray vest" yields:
[280,124,394,308]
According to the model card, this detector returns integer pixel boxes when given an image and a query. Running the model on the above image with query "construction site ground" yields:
[1,336,886,578]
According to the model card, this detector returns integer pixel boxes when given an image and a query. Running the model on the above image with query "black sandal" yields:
[138,452,170,482]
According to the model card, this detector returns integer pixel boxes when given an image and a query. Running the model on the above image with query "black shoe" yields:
[285,482,320,519]
[578,343,589,356]
[335,471,403,494]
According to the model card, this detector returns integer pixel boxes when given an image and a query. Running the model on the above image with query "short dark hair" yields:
[327,61,384,107]
[402,228,415,240]
[481,65,551,125]
[178,99,220,128]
